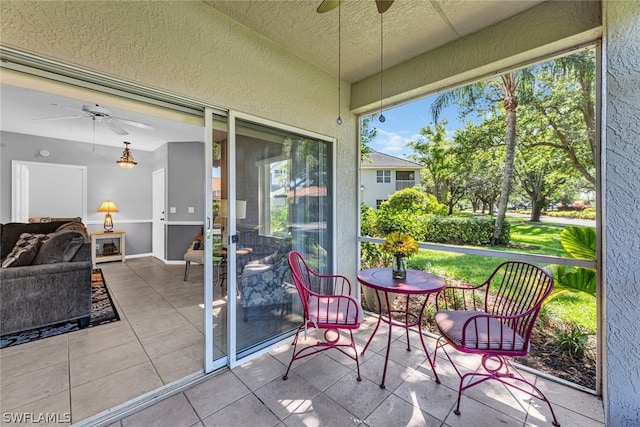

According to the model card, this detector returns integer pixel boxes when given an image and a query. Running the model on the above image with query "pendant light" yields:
[336,2,343,125]
[379,11,385,123]
[116,141,138,169]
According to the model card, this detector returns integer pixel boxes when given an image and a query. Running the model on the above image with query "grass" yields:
[403,220,597,333]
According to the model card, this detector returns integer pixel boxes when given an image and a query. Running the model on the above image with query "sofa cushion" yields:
[1,233,46,268]
[32,230,86,265]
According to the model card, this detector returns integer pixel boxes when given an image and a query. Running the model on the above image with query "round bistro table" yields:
[358,267,445,388]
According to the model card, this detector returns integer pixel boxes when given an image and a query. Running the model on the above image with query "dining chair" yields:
[433,261,560,426]
[283,250,363,381]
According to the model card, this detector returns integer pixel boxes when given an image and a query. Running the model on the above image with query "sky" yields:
[366,94,464,160]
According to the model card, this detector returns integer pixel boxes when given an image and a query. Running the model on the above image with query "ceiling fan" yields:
[34,103,154,136]
[317,0,394,14]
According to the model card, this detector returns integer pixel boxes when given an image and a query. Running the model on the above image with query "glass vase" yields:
[392,255,407,279]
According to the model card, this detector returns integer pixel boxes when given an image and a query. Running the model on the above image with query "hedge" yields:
[423,216,510,246]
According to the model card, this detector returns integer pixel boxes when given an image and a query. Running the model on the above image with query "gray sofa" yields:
[0,220,92,335]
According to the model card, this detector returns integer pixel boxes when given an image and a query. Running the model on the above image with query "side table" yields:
[91,231,126,268]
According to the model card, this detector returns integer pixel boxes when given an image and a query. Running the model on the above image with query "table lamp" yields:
[97,200,119,232]
[218,200,247,244]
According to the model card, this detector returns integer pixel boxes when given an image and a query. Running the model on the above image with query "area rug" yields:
[0,269,120,349]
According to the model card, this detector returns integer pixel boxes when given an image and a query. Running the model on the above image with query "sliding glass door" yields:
[205,110,334,368]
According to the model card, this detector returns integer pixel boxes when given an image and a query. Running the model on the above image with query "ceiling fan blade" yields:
[33,115,86,121]
[111,116,155,130]
[317,0,341,13]
[105,119,129,135]
[375,0,394,13]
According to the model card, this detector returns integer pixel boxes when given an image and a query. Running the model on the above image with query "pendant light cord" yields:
[379,12,385,122]
[336,3,342,125]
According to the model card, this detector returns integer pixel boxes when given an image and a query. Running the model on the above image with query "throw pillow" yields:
[1,232,46,268]
[31,230,85,265]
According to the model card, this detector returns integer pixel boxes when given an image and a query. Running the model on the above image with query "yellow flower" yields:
[381,232,419,257]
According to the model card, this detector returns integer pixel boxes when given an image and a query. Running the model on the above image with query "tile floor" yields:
[0,257,605,426]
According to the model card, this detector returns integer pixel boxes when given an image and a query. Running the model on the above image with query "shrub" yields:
[548,324,590,359]
[374,189,447,239]
[423,216,510,246]
[557,202,591,212]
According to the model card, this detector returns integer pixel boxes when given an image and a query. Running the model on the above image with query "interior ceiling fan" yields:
[317,0,394,13]
[34,103,154,136]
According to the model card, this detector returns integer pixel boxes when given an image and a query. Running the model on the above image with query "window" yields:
[376,170,391,183]
[396,171,414,181]
[376,199,386,209]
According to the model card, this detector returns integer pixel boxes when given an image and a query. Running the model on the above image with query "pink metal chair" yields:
[283,251,363,381]
[434,261,560,426]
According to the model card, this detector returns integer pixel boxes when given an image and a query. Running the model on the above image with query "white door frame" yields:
[152,168,166,260]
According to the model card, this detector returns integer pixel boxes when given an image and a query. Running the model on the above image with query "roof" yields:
[361,151,422,169]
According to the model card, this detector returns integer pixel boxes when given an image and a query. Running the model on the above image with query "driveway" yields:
[506,212,595,228]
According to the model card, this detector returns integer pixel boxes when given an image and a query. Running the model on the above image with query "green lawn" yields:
[403,220,597,333]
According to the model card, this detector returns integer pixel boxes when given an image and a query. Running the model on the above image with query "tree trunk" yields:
[492,87,518,245]
[530,199,545,222]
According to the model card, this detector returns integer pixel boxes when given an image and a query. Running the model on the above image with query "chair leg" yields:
[183,261,191,281]
[450,354,561,427]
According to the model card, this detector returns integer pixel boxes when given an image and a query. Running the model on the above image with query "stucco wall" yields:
[604,1,640,424]
[351,0,601,113]
[0,1,358,277]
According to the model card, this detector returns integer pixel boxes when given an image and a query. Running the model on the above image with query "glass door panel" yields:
[205,111,229,371]
[234,118,334,357]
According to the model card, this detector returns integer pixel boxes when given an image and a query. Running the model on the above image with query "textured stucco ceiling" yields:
[204,0,545,83]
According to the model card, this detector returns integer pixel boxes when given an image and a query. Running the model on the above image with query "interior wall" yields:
[0,0,358,278]
[603,1,640,424]
[0,131,154,255]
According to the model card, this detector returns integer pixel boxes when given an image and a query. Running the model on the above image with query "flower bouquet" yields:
[381,232,419,279]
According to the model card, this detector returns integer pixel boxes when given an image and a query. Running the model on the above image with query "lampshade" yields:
[116,141,137,169]
[219,200,246,220]
[97,200,118,232]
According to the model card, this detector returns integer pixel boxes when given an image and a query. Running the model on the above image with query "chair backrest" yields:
[485,261,554,339]
[288,250,313,316]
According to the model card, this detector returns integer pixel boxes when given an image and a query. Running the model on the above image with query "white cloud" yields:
[372,129,423,158]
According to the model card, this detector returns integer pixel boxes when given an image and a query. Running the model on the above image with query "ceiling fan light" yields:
[117,141,138,169]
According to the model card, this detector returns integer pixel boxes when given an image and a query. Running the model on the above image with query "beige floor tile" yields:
[0,362,69,412]
[70,361,163,423]
[254,372,321,420]
[70,339,150,387]
[184,371,250,419]
[393,369,459,421]
[358,352,417,391]
[290,353,350,391]
[0,390,71,427]
[201,394,279,427]
[444,395,525,427]
[120,301,179,323]
[0,336,68,380]
[281,392,362,427]
[127,309,194,339]
[232,353,287,391]
[533,377,604,422]
[462,377,529,421]
[152,342,204,384]
[121,393,199,427]
[137,324,203,359]
[324,373,390,421]
[68,321,138,360]
[525,399,603,427]
[365,394,442,427]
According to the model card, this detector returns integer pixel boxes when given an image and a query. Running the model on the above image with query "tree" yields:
[360,115,378,161]
[523,50,596,186]
[431,70,534,244]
